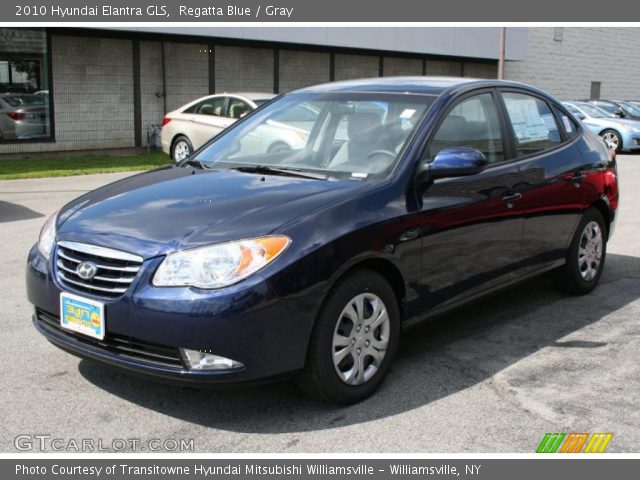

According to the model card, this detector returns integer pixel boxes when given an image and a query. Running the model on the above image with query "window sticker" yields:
[506,98,552,144]
[563,116,574,133]
[400,108,416,119]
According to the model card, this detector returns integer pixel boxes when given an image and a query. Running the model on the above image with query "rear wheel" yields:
[554,208,607,295]
[171,136,193,162]
[600,129,622,153]
[297,270,400,404]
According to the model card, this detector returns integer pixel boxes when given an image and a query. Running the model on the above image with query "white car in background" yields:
[161,92,311,161]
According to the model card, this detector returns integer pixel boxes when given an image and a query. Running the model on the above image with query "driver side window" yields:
[429,93,505,164]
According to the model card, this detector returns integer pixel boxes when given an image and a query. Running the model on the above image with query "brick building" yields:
[0,27,638,155]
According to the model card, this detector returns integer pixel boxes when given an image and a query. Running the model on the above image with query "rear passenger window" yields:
[185,97,226,116]
[502,92,561,156]
[429,93,505,164]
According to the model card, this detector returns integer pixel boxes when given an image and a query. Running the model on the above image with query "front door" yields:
[416,91,525,311]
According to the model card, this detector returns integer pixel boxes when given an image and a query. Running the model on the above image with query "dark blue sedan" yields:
[27,77,618,404]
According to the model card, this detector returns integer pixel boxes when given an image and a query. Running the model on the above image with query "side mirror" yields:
[576,112,586,120]
[417,147,488,182]
[615,109,625,118]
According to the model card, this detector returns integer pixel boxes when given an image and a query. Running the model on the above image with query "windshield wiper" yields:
[230,165,328,180]
[182,158,209,169]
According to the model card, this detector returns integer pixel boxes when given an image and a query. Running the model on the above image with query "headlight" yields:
[153,235,291,289]
[38,211,58,260]
[621,123,640,132]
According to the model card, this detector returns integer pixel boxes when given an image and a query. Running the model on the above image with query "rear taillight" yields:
[162,117,172,126]
[6,112,25,121]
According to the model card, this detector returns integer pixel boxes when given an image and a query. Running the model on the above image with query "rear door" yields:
[417,90,525,310]
[498,90,588,272]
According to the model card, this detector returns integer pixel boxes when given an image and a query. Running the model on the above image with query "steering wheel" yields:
[366,149,396,159]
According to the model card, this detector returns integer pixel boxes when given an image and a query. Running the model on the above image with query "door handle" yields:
[501,192,522,203]
[564,171,585,182]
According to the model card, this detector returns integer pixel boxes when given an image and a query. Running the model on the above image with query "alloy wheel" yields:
[601,131,619,151]
[332,293,390,385]
[578,220,603,281]
[173,141,191,161]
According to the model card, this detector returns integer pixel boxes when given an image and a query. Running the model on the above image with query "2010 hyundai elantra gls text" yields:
[27,77,619,404]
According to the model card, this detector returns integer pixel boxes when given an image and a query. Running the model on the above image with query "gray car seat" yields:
[329,112,392,172]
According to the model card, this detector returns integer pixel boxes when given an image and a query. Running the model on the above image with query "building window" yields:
[0,28,52,142]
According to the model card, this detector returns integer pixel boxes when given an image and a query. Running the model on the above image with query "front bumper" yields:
[27,244,318,385]
[621,131,640,151]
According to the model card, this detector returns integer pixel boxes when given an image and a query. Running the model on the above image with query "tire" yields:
[171,135,193,162]
[600,129,622,153]
[554,208,607,295]
[297,269,400,404]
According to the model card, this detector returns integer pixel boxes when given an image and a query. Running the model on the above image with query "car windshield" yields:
[575,103,614,118]
[192,92,435,180]
[619,101,640,116]
[594,103,621,115]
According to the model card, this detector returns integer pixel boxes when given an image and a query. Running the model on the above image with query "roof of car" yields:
[292,76,535,96]
[223,92,276,100]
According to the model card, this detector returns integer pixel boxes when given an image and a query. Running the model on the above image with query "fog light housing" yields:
[180,348,244,371]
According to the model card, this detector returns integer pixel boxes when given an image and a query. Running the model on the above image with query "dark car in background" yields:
[27,77,618,404]
[589,99,640,120]
[0,93,49,140]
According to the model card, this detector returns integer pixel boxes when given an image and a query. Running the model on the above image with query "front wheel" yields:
[554,208,607,295]
[297,270,400,404]
[600,129,622,153]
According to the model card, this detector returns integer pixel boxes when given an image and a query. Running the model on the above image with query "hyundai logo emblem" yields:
[76,261,98,280]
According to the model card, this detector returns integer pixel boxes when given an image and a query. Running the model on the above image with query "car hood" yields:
[586,117,640,129]
[56,166,365,259]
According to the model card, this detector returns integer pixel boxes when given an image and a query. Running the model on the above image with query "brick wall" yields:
[426,59,462,76]
[0,35,135,154]
[163,42,209,113]
[334,54,379,81]
[139,41,164,147]
[215,45,274,93]
[505,27,640,100]
[279,50,330,92]
[383,57,423,76]
[463,61,498,79]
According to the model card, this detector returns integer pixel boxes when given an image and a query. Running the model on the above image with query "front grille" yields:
[36,309,185,369]
[55,240,143,298]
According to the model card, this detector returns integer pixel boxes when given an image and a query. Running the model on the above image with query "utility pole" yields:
[498,27,506,80]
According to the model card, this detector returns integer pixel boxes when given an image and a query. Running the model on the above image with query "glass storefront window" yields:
[0,28,52,142]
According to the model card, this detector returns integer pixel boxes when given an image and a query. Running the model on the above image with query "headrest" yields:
[347,112,383,145]
[200,104,214,115]
[435,115,469,141]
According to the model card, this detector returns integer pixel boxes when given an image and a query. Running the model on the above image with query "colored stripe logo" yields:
[537,433,613,453]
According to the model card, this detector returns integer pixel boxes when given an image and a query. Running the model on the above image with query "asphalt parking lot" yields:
[1,156,639,453]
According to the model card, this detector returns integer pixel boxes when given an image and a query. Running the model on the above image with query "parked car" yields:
[28,77,618,404]
[614,100,640,119]
[161,92,278,161]
[0,93,48,140]
[563,101,640,152]
[588,99,640,120]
